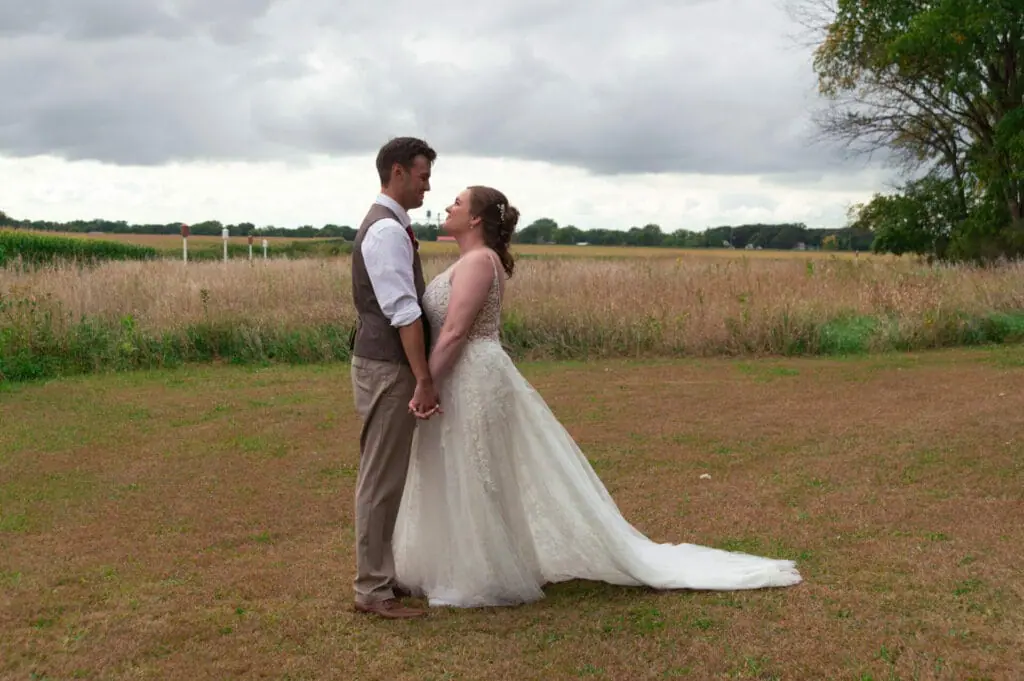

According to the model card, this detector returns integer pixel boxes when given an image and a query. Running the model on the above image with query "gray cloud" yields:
[0,0,275,41]
[719,194,781,212]
[0,0,855,176]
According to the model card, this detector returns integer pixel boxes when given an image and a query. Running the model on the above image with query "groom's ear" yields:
[384,162,405,187]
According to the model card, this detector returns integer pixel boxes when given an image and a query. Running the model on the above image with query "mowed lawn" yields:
[1,348,1022,680]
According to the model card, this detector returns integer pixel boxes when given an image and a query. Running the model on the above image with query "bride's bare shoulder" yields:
[451,248,499,279]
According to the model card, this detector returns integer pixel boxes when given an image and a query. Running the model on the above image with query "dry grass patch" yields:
[2,347,1022,679]
[3,255,1022,382]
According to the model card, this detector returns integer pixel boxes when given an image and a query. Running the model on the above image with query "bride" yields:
[392,186,802,608]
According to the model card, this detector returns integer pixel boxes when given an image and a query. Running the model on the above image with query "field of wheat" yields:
[21,229,874,260]
[2,251,1023,381]
[418,241,872,259]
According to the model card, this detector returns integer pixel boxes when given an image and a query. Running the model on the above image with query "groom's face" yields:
[397,155,431,209]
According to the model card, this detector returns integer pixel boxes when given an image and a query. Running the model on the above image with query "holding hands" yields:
[409,377,441,419]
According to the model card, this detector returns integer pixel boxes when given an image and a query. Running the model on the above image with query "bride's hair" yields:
[468,185,519,277]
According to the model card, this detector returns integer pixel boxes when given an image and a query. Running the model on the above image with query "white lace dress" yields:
[392,259,802,608]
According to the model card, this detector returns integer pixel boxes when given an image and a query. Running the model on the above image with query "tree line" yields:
[0,211,873,251]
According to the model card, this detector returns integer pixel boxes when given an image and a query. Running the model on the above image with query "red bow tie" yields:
[405,225,419,250]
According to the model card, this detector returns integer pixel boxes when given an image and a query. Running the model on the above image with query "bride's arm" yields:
[428,250,497,383]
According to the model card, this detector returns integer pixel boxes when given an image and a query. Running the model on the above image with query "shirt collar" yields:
[374,194,411,227]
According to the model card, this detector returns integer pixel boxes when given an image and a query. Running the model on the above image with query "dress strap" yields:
[488,250,500,282]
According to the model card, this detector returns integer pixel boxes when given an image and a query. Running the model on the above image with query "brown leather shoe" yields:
[354,598,426,619]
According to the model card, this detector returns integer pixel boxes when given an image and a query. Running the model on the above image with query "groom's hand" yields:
[409,378,441,419]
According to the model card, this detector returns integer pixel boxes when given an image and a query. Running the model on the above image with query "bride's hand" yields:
[411,402,442,418]
[409,378,442,419]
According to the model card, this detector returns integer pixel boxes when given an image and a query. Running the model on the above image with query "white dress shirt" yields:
[361,194,423,328]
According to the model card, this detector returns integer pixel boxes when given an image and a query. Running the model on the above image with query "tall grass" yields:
[2,254,1023,381]
[0,230,158,266]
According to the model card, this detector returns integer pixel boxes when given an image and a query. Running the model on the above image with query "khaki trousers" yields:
[350,355,417,605]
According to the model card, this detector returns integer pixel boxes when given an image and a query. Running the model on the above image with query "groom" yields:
[349,137,439,619]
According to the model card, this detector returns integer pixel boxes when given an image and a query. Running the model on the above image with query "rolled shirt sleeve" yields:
[360,219,423,327]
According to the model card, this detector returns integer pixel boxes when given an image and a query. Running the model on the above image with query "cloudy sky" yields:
[0,0,893,232]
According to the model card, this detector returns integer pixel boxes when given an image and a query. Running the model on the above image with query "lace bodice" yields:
[422,257,502,343]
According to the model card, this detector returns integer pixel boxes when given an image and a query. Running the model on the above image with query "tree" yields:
[850,175,959,257]
[554,225,583,244]
[800,0,1024,261]
[515,218,559,244]
[637,224,663,246]
[769,224,808,250]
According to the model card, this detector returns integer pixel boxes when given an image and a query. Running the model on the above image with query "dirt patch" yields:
[1,347,1022,680]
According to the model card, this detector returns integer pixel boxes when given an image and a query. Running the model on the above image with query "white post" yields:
[182,237,188,263]
[262,239,268,260]
[222,227,230,262]
[248,235,254,261]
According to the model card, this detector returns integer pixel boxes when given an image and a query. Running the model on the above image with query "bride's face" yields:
[443,188,479,235]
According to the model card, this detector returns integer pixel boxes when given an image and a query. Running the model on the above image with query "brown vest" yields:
[350,203,429,364]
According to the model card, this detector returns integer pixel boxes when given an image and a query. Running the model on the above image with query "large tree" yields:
[803,0,1024,261]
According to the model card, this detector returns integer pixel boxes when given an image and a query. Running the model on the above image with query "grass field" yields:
[27,231,326,248]
[21,229,871,260]
[2,253,1023,382]
[417,241,873,260]
[1,347,1022,679]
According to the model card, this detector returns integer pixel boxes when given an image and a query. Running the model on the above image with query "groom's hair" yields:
[376,137,437,185]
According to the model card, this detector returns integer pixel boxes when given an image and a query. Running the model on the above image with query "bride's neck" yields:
[455,232,486,255]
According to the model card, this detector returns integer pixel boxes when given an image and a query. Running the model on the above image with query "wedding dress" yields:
[392,257,801,608]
